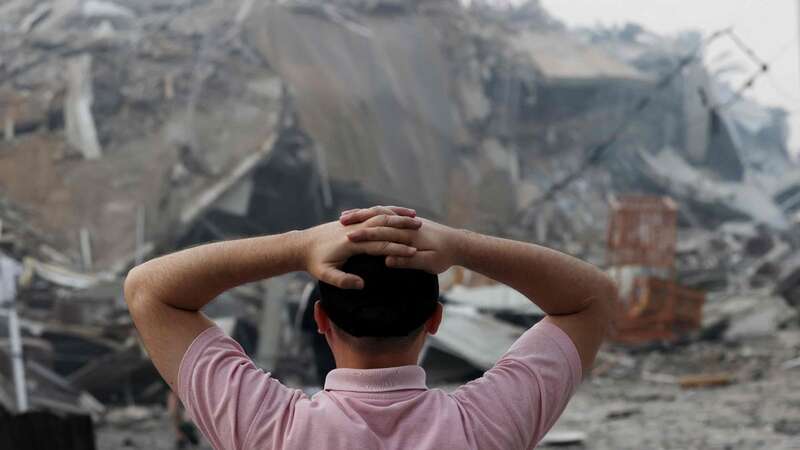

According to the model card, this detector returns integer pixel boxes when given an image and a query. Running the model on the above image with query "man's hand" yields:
[303,212,423,289]
[339,205,417,223]
[341,208,461,275]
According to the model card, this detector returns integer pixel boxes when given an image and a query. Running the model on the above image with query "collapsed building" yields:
[0,0,798,445]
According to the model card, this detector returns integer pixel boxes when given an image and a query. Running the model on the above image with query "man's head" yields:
[314,254,443,368]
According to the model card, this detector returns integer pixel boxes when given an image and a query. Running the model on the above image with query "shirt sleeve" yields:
[452,321,582,450]
[177,326,304,450]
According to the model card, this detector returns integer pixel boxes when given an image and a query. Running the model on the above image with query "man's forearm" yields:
[451,230,615,316]
[125,231,306,311]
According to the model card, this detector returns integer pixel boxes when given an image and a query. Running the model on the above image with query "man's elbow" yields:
[123,265,149,312]
[595,274,618,331]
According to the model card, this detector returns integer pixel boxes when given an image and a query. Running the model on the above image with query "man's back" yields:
[126,206,614,450]
[180,322,581,450]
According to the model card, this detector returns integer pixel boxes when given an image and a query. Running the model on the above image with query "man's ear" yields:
[313,301,331,334]
[425,302,444,335]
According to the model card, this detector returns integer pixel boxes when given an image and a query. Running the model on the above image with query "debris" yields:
[607,195,677,269]
[179,132,278,225]
[64,54,102,160]
[591,352,636,377]
[428,305,527,370]
[104,405,152,426]
[81,0,135,20]
[21,258,102,290]
[0,255,22,306]
[18,4,52,34]
[605,405,642,421]
[607,196,705,343]
[700,295,799,342]
[510,30,649,83]
[678,373,734,389]
[781,357,800,370]
[445,284,544,315]
[774,419,800,436]
[635,148,789,229]
[0,1,797,447]
[539,430,587,446]
[724,301,794,341]
[640,372,677,384]
[775,253,800,307]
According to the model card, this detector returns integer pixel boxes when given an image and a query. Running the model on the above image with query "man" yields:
[125,205,616,450]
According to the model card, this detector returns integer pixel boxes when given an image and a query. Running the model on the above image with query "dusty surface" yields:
[547,334,800,450]
[97,409,212,450]
[551,368,800,449]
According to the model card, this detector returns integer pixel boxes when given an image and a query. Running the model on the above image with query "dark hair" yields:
[318,254,439,337]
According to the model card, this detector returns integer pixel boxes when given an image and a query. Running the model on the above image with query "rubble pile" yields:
[0,0,798,447]
[1,0,285,271]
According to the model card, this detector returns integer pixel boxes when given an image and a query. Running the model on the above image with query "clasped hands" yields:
[302,206,456,289]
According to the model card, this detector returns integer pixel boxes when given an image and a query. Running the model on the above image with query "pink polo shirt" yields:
[177,321,582,450]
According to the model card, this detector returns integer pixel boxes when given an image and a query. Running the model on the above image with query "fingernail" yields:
[354,279,364,289]
[386,257,396,266]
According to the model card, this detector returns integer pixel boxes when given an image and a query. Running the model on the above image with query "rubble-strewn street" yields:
[1,0,799,448]
[552,332,800,450]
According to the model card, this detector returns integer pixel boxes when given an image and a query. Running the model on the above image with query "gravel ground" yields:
[545,332,800,450]
[550,367,800,449]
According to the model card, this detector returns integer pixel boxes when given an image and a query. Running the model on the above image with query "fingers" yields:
[340,205,417,225]
[385,251,438,273]
[385,206,417,217]
[363,214,422,229]
[318,267,365,290]
[347,227,415,245]
[354,241,417,257]
[340,206,395,225]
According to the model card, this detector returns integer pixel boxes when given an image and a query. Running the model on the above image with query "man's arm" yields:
[124,211,421,388]
[449,229,615,372]
[343,213,616,373]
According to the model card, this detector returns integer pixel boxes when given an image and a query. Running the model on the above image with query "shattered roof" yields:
[245,3,468,217]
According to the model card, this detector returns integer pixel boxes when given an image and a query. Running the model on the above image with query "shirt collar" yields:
[324,365,428,393]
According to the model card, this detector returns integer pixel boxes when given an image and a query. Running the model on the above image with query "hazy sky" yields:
[540,0,800,155]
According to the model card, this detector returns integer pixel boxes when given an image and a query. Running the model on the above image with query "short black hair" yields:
[318,254,439,337]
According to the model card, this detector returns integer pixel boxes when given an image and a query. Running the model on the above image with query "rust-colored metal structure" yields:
[607,196,678,271]
[612,277,705,343]
[607,195,705,343]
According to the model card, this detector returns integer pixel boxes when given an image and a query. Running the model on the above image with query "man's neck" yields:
[333,351,419,370]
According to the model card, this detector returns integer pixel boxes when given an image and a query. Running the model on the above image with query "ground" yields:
[96,333,800,450]
[552,365,800,449]
[548,332,800,450]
